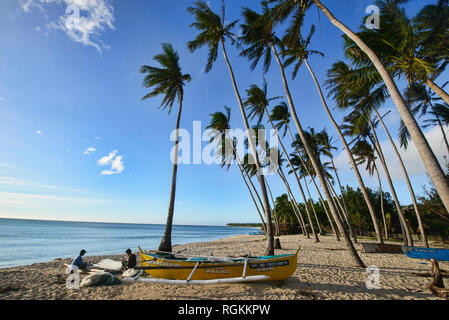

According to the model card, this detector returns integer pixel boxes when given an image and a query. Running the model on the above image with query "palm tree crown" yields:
[141,43,191,113]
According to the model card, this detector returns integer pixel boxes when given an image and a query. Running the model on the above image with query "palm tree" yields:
[244,82,319,241]
[309,0,449,216]
[351,140,389,239]
[280,22,384,245]
[240,4,363,266]
[207,108,268,234]
[140,43,192,253]
[326,60,428,247]
[401,84,449,155]
[342,111,413,245]
[317,129,357,242]
[271,102,339,239]
[187,1,275,255]
[343,1,449,104]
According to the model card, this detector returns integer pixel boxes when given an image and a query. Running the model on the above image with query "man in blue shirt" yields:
[71,249,88,270]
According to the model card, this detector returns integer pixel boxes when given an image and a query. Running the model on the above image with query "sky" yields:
[0,0,447,226]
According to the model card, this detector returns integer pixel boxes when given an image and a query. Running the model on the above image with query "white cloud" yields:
[101,155,124,175]
[97,150,124,175]
[21,0,115,54]
[97,150,117,166]
[36,130,42,135]
[83,146,96,154]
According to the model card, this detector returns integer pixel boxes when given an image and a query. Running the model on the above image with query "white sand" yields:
[0,234,446,300]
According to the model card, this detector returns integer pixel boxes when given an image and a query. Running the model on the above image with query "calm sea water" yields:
[0,218,256,268]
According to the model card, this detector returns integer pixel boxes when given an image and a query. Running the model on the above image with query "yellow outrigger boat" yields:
[123,246,300,285]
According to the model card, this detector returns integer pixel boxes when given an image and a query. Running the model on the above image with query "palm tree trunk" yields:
[271,42,365,267]
[237,160,267,235]
[373,107,428,247]
[265,177,280,236]
[303,58,384,245]
[326,176,353,237]
[374,163,389,239]
[313,0,449,217]
[435,115,449,157]
[278,166,319,242]
[286,125,339,240]
[367,118,413,246]
[303,176,325,235]
[286,191,308,236]
[158,98,183,252]
[220,39,274,255]
[266,111,319,242]
[330,156,357,243]
[426,78,449,105]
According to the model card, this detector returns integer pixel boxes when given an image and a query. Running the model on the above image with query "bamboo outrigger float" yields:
[123,246,300,285]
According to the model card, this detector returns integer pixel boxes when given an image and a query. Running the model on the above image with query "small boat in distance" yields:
[402,246,449,261]
[124,246,300,284]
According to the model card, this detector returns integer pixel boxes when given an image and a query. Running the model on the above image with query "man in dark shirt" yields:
[71,249,88,270]
[122,249,136,271]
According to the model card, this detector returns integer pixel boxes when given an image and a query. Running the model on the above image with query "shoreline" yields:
[0,234,447,300]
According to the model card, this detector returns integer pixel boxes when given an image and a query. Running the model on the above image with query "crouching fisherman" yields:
[72,249,89,271]
[122,249,137,271]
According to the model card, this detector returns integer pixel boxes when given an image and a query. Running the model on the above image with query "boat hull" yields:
[402,246,449,261]
[138,247,299,282]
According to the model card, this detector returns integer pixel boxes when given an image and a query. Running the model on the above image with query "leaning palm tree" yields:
[317,129,357,242]
[351,140,389,239]
[187,1,275,254]
[271,102,340,240]
[308,0,449,216]
[207,108,268,234]
[140,43,192,253]
[240,4,363,266]
[326,60,427,247]
[280,22,384,245]
[244,82,319,242]
[342,110,413,245]
[401,84,449,155]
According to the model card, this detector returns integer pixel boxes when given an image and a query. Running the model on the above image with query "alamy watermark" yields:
[365,5,380,30]
[66,5,81,28]
[169,121,280,175]
[65,265,80,290]
[366,265,380,290]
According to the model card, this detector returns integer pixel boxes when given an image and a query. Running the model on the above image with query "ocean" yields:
[0,218,257,268]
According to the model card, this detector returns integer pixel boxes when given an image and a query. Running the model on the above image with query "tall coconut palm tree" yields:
[401,84,449,156]
[342,110,413,245]
[308,0,449,215]
[326,60,427,247]
[207,108,268,234]
[351,140,389,239]
[140,43,192,253]
[187,1,275,255]
[240,5,363,266]
[244,82,319,241]
[280,22,384,245]
[317,129,357,242]
[271,102,340,239]
[342,0,449,104]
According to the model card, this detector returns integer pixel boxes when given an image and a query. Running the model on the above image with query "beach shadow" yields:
[301,281,433,300]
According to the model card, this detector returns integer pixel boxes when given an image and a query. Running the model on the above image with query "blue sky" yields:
[0,0,447,226]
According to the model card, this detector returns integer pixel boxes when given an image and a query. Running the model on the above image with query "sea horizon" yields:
[0,218,257,269]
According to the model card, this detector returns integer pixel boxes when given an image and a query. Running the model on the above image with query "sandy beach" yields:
[0,234,447,300]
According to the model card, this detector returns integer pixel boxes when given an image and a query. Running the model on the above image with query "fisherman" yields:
[122,249,137,271]
[71,249,89,270]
